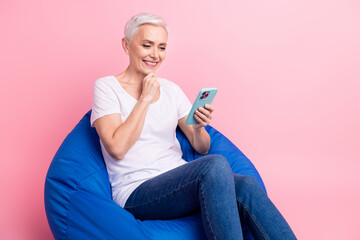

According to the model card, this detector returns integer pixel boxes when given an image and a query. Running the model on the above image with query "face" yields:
[123,24,168,75]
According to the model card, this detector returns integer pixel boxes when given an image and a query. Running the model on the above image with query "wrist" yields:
[192,125,203,132]
[138,96,152,105]
[193,127,206,139]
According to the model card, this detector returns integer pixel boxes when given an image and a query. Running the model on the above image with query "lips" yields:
[143,60,158,67]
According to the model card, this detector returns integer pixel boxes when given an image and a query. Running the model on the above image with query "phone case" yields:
[185,88,218,125]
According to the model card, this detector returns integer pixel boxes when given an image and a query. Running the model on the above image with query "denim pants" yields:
[124,154,297,240]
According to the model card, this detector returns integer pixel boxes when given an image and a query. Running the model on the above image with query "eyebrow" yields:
[142,39,167,45]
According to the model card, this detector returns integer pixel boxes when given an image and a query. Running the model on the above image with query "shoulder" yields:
[94,75,115,86]
[93,75,118,92]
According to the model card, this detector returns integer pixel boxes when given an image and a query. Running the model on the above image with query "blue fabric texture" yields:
[44,110,266,240]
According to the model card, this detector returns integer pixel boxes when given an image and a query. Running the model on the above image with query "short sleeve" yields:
[174,84,192,120]
[90,79,121,127]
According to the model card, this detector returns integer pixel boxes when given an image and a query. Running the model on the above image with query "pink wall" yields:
[1,0,359,239]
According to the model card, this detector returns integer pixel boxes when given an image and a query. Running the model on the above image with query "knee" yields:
[202,154,232,180]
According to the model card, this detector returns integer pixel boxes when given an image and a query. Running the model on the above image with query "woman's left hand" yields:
[193,104,215,130]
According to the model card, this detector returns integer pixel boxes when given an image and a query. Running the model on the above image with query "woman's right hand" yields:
[140,72,160,104]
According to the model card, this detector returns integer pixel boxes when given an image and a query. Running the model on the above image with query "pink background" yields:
[1,0,359,239]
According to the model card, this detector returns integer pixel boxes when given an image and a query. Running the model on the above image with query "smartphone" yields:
[186,88,218,125]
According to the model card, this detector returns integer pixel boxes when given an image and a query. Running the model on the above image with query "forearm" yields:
[112,99,150,159]
[192,127,210,155]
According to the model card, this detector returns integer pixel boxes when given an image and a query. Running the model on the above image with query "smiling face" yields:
[123,24,168,76]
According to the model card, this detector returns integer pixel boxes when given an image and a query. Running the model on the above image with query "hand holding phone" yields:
[186,88,217,125]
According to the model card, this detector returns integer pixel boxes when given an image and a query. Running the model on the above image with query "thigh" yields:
[124,154,223,220]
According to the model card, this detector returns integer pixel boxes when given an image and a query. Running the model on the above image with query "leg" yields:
[124,154,243,240]
[233,174,297,239]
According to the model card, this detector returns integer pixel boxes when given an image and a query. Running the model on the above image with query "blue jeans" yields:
[124,154,297,240]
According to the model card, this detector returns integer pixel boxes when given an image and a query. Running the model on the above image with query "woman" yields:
[91,13,296,240]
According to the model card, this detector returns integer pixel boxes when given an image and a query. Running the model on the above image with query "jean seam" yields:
[125,178,199,209]
[237,198,270,240]
[199,181,217,240]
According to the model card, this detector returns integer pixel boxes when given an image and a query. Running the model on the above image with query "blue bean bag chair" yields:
[44,110,266,240]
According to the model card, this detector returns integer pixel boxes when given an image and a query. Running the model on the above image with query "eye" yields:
[159,47,166,50]
[142,45,151,48]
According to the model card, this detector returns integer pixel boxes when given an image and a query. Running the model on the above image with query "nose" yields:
[150,47,159,59]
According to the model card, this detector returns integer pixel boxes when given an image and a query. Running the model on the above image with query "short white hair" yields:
[124,13,169,44]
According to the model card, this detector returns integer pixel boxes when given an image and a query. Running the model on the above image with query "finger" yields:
[150,76,159,82]
[146,72,154,77]
[145,76,159,85]
[195,110,210,124]
[198,107,212,120]
[144,72,155,80]
[204,104,215,113]
[194,113,206,126]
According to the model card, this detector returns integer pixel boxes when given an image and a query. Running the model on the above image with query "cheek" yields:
[132,47,147,58]
[160,52,167,60]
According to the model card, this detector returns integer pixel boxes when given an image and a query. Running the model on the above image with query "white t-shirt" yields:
[90,75,192,208]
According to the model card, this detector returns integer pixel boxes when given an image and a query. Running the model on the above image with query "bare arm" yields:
[93,72,159,161]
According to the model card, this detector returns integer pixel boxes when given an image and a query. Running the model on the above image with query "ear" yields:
[122,38,129,55]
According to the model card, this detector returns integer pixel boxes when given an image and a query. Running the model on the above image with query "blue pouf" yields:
[44,110,266,240]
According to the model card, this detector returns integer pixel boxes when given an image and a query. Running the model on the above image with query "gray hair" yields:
[124,13,169,44]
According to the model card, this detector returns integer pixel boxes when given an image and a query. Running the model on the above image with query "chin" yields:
[142,68,157,75]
